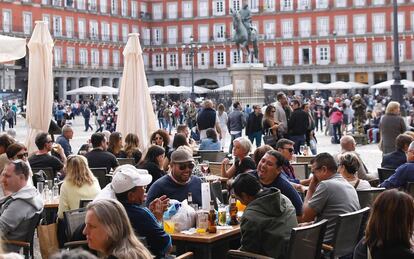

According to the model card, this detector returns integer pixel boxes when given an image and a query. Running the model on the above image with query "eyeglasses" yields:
[271,110,276,113]
[47,140,54,143]
[16,152,28,159]
[281,147,294,153]
[178,162,195,170]
[154,137,163,140]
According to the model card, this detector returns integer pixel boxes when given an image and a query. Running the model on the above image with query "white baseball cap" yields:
[111,165,152,194]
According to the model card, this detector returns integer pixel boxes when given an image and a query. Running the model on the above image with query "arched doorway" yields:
[194,79,219,89]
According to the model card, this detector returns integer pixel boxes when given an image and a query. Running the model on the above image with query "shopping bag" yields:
[37,223,59,259]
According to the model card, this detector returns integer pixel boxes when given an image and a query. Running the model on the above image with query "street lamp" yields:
[182,35,201,101]
[391,0,404,107]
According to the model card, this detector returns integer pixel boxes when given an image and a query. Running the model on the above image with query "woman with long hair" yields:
[138,145,166,189]
[107,132,126,158]
[150,129,170,155]
[83,199,153,259]
[354,189,414,259]
[57,155,101,219]
[123,133,142,164]
[262,105,279,148]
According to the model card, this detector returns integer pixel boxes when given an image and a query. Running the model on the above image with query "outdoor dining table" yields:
[171,225,241,259]
[43,198,59,224]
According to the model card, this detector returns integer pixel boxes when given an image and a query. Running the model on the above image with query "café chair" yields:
[357,188,385,208]
[322,207,370,259]
[377,168,395,183]
[368,178,380,187]
[117,158,135,166]
[32,167,54,181]
[175,252,194,259]
[63,208,87,248]
[406,182,414,197]
[198,150,228,162]
[90,167,110,189]
[227,250,273,259]
[79,199,93,208]
[285,219,328,259]
[3,213,41,259]
[291,163,309,180]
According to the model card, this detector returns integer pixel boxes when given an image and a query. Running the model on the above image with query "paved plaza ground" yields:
[12,114,383,177]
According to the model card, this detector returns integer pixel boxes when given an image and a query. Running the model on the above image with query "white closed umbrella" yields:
[25,21,54,154]
[99,86,119,95]
[116,33,157,149]
[370,79,414,89]
[0,34,26,63]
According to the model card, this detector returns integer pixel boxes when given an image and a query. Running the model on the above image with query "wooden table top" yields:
[205,175,228,183]
[171,225,240,244]
[43,198,59,209]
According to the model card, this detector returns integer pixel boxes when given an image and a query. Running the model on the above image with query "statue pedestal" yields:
[228,63,267,106]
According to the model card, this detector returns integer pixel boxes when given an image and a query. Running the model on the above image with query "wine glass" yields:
[299,145,305,155]
[201,160,210,176]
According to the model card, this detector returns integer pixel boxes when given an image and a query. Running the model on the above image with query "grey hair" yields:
[409,141,414,151]
[86,199,153,259]
[62,125,73,134]
[233,137,252,155]
[338,152,360,175]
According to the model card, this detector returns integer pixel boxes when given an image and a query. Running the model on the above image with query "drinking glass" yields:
[218,205,227,226]
[200,160,210,176]
[36,182,44,194]
[299,145,305,155]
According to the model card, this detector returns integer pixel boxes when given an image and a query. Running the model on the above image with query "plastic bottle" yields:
[43,184,50,201]
[52,178,59,200]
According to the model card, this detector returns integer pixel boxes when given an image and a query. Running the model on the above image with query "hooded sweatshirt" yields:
[240,187,298,258]
[0,185,43,244]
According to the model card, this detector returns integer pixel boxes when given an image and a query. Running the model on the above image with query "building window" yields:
[372,13,385,34]
[198,25,209,43]
[142,28,150,45]
[78,19,86,39]
[354,0,365,7]
[132,25,139,33]
[53,0,62,6]
[182,26,193,44]
[249,0,259,12]
[264,48,275,66]
[131,1,138,18]
[354,43,367,64]
[264,0,274,11]
[215,51,225,67]
[2,10,11,33]
[100,0,107,13]
[199,0,208,17]
[89,20,99,40]
[198,52,209,68]
[88,0,97,11]
[353,15,366,35]
[152,28,163,45]
[231,50,241,64]
[182,53,192,69]
[335,0,346,7]
[281,19,293,38]
[101,22,110,41]
[66,17,74,38]
[91,49,99,68]
[121,0,128,16]
[299,47,312,65]
[113,50,120,68]
[396,12,405,33]
[317,17,329,37]
[168,27,177,44]
[67,47,75,68]
[23,13,32,35]
[373,43,386,63]
[335,44,348,64]
[231,0,241,11]
[54,47,62,66]
[299,18,311,37]
[112,23,118,42]
[298,0,310,10]
[122,24,129,42]
[214,24,226,42]
[77,0,86,9]
[167,53,177,69]
[111,0,118,14]
[282,47,293,66]
[42,15,50,30]
[334,15,347,35]
[153,54,164,70]
[167,2,178,19]
[372,0,384,5]
[264,21,275,39]
[398,42,405,62]
[317,46,330,65]
[316,0,328,9]
[53,16,62,37]
[153,3,163,19]
[102,49,109,68]
[79,48,88,66]
[213,0,225,16]
[143,53,149,68]
[280,0,292,11]
[183,1,193,18]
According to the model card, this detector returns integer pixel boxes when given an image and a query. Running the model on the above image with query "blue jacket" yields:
[380,162,414,189]
[381,149,407,169]
[199,138,221,151]
[122,202,171,258]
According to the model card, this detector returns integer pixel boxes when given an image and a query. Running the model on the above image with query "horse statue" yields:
[231,7,259,63]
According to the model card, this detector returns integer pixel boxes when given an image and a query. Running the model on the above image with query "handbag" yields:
[263,129,278,147]
[38,222,59,259]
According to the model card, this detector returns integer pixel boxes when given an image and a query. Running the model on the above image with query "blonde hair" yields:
[87,199,153,259]
[385,101,400,115]
[124,133,140,158]
[65,155,95,187]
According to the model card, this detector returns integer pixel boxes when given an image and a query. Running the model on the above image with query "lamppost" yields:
[391,0,404,107]
[182,36,201,101]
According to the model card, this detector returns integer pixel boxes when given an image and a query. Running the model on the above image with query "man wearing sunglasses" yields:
[0,160,43,252]
[146,148,202,207]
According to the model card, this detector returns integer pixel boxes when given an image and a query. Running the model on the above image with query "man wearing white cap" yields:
[146,147,202,207]
[96,164,171,258]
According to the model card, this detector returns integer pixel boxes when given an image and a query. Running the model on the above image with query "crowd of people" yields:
[0,91,412,258]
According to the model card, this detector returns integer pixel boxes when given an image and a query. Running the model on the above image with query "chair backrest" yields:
[90,167,110,189]
[198,151,228,162]
[210,181,223,208]
[286,219,328,259]
[227,250,273,259]
[406,182,414,198]
[64,208,87,242]
[330,207,370,258]
[117,158,135,166]
[377,168,395,183]
[32,167,55,181]
[79,199,93,208]
[291,163,309,180]
[357,188,385,208]
[25,212,42,244]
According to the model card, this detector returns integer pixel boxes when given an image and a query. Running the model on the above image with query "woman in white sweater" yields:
[57,155,101,219]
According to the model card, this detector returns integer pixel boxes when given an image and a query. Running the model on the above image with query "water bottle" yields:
[52,178,59,200]
[43,184,50,201]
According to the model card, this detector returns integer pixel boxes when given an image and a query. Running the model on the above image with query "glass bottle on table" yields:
[43,184,50,202]
[52,178,59,200]
[207,201,217,233]
[188,192,198,210]
[229,194,238,225]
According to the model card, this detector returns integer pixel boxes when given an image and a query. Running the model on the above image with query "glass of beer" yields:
[218,205,227,226]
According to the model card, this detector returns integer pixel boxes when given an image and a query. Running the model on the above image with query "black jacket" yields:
[381,149,407,169]
[288,108,309,136]
[246,112,263,135]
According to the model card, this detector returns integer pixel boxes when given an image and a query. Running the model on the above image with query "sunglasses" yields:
[282,147,294,153]
[16,152,29,159]
[47,140,54,143]
[154,137,163,140]
[178,162,195,170]
[271,110,276,113]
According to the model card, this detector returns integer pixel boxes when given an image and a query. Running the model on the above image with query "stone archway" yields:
[194,79,219,89]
